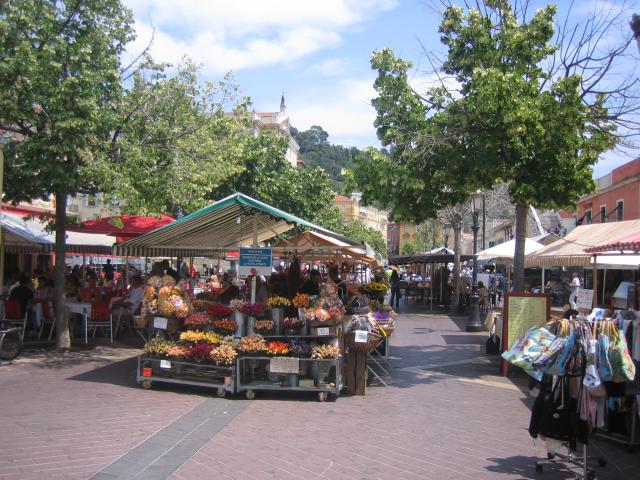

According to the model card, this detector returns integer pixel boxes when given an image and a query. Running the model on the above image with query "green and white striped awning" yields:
[114,193,361,257]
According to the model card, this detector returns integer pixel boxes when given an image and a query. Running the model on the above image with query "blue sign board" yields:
[239,247,272,276]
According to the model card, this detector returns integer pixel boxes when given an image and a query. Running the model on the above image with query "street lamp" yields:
[466,191,483,332]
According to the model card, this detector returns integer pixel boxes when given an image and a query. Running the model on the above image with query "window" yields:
[87,195,97,208]
[617,201,624,221]
[600,206,606,223]
[68,204,79,213]
[585,210,592,224]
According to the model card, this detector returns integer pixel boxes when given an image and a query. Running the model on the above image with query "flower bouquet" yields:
[229,299,246,312]
[283,317,304,335]
[184,313,210,328]
[212,318,237,336]
[207,303,232,318]
[266,341,289,356]
[267,296,291,308]
[311,344,340,359]
[254,319,275,335]
[237,335,267,355]
[292,293,310,309]
[143,338,175,357]
[288,339,312,357]
[166,345,190,359]
[192,299,214,312]
[210,344,238,366]
[185,342,214,362]
[180,330,222,345]
[359,282,388,302]
[241,302,266,317]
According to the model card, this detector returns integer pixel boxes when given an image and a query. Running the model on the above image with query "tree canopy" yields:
[350,0,621,291]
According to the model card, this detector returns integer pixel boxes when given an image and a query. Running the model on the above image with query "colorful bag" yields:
[545,331,574,376]
[597,333,613,382]
[609,329,636,382]
[502,326,556,380]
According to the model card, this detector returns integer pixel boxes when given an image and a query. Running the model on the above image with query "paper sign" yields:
[269,356,299,374]
[160,360,171,369]
[576,289,594,310]
[154,317,168,329]
[506,296,548,347]
[354,330,368,343]
[316,327,330,336]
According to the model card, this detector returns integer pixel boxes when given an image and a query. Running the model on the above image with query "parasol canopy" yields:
[476,238,544,261]
[68,214,174,242]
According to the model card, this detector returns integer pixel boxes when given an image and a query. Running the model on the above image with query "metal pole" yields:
[482,193,486,251]
[467,210,482,331]
[0,143,4,291]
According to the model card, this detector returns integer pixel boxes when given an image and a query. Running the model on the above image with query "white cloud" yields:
[290,78,380,147]
[308,58,352,76]
[123,0,398,74]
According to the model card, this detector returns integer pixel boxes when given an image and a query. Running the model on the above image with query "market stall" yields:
[116,193,394,400]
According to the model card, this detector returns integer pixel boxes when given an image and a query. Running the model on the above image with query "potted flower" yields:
[310,344,339,386]
[184,312,210,329]
[185,342,214,363]
[267,297,290,334]
[212,318,237,336]
[241,303,266,335]
[254,319,276,335]
[282,317,304,336]
[229,299,246,337]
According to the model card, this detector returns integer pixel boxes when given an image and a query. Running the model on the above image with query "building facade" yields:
[386,222,418,255]
[576,158,640,225]
[334,194,389,238]
[252,95,303,168]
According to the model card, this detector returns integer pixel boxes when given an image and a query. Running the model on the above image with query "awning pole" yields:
[253,214,258,247]
[593,255,598,309]
[541,267,545,292]
[602,267,607,305]
[430,263,433,311]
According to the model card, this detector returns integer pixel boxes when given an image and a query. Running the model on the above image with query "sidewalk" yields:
[1,310,639,479]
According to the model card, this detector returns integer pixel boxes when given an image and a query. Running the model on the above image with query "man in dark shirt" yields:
[9,274,34,317]
[103,259,115,281]
[300,270,322,296]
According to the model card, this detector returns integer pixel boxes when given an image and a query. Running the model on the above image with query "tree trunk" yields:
[512,203,528,293]
[55,191,71,349]
[452,224,462,313]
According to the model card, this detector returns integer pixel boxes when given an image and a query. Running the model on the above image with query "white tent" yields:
[476,238,545,261]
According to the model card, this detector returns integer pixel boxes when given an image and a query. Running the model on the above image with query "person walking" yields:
[389,268,401,310]
[569,273,580,309]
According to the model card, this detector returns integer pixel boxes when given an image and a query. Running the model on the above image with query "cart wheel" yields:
[535,462,543,473]
[245,389,255,400]
[216,387,226,398]
[141,380,152,390]
[318,392,328,402]
[597,458,606,468]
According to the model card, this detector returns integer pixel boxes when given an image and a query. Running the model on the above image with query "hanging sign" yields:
[154,317,168,330]
[239,247,272,276]
[576,289,594,310]
[270,357,299,374]
[354,330,368,343]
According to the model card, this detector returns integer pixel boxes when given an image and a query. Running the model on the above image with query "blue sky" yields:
[123,0,638,178]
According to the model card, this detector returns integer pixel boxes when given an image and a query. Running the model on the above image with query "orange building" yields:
[577,158,640,224]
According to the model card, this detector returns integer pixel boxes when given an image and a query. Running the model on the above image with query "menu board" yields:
[502,293,550,376]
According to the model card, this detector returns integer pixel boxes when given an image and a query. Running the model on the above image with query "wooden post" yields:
[346,350,367,395]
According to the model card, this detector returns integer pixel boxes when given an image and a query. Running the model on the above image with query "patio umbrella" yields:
[68,214,174,242]
[476,238,544,261]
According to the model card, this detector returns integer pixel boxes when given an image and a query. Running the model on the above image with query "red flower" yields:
[206,303,232,317]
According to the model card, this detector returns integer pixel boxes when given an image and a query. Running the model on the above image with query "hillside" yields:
[291,125,361,188]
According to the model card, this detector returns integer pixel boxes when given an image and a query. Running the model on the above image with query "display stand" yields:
[137,356,235,398]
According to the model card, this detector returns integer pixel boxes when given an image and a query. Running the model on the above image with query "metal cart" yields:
[235,356,342,402]
[136,356,235,398]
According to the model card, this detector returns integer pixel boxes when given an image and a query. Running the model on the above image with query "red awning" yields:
[68,214,174,242]
[584,230,640,253]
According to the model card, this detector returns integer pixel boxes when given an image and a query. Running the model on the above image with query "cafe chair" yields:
[88,300,113,343]
[37,300,56,341]
[3,299,27,342]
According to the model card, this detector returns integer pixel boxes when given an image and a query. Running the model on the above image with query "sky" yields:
[122,0,639,178]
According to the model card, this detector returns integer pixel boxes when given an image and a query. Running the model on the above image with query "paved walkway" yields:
[1,310,639,479]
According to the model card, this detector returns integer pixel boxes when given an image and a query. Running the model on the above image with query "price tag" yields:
[354,330,368,343]
[160,360,171,369]
[269,357,299,374]
[154,317,168,329]
[316,327,330,337]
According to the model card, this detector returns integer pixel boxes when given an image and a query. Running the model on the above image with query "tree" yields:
[353,0,623,293]
[291,125,361,189]
[0,0,134,348]
[342,219,388,258]
[106,59,249,216]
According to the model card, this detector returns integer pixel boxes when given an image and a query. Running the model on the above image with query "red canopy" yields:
[584,230,640,253]
[68,214,174,243]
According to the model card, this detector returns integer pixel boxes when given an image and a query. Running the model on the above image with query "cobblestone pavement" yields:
[1,309,640,479]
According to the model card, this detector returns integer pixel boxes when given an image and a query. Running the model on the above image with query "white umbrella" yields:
[476,238,544,261]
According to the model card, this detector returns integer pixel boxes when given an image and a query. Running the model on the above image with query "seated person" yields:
[9,273,34,317]
[111,275,145,319]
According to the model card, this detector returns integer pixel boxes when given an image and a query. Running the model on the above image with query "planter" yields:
[233,311,244,337]
[298,308,308,335]
[311,361,332,386]
[246,316,255,336]
[284,373,299,387]
[271,307,284,334]
[255,328,275,336]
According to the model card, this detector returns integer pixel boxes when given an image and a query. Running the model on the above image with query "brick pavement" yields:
[1,310,640,479]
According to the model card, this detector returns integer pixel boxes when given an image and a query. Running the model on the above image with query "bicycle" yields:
[0,321,23,361]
